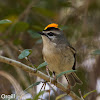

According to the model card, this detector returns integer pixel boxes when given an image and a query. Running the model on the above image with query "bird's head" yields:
[39,23,65,44]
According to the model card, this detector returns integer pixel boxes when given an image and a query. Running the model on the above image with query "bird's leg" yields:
[46,67,57,85]
[52,71,57,85]
[46,66,51,83]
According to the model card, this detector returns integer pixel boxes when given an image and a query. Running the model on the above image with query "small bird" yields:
[39,23,82,86]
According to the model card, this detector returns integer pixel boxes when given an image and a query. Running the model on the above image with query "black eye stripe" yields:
[47,32,55,36]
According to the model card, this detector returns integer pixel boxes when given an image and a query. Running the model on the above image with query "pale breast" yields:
[42,43,74,74]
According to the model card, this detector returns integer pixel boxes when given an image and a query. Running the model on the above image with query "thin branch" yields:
[47,82,58,96]
[0,55,81,100]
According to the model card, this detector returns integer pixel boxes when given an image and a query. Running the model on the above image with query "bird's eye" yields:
[47,32,54,36]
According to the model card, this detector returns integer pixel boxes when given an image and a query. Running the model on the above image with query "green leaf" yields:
[28,30,41,38]
[56,94,67,100]
[33,91,45,100]
[56,70,77,79]
[0,19,12,24]
[18,49,32,59]
[37,62,48,70]
[24,81,41,92]
[92,50,100,55]
[83,90,96,99]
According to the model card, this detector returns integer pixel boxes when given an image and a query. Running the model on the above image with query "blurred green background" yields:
[0,0,100,100]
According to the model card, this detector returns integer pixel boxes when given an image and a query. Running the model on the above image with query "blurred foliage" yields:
[92,50,100,55]
[56,93,67,100]
[33,90,45,100]
[0,19,12,24]
[83,90,96,99]
[0,0,100,100]
[24,81,41,92]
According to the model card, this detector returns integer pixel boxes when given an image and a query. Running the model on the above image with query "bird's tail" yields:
[64,72,83,87]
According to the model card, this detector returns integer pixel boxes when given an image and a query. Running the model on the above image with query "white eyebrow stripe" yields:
[43,30,60,35]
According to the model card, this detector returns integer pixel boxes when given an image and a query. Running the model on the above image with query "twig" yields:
[79,89,84,100]
[0,55,81,100]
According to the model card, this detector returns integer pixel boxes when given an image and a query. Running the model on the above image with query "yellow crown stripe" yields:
[44,23,58,30]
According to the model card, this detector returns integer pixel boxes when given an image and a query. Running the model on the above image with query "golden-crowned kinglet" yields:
[39,23,82,86]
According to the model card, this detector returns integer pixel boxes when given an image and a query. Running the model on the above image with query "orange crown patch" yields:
[44,23,58,30]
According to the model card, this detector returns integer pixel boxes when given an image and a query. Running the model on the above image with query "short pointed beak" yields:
[38,32,45,35]
[38,31,50,40]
